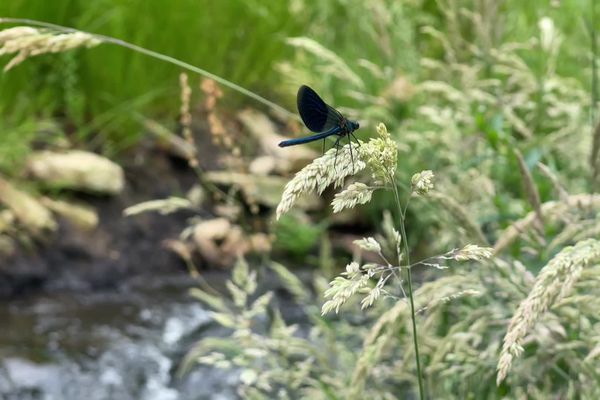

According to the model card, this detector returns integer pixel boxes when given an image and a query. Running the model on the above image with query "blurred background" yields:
[0,1,598,399]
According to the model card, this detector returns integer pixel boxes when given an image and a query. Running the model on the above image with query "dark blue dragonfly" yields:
[279,85,360,167]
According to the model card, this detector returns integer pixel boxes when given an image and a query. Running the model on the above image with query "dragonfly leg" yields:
[347,134,355,174]
[334,136,342,174]
[350,132,361,147]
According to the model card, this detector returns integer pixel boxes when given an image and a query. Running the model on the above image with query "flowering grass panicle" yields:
[178,73,199,168]
[276,123,400,219]
[416,289,481,314]
[359,123,398,183]
[200,78,238,155]
[411,170,434,196]
[353,237,382,253]
[451,244,494,261]
[360,279,384,310]
[331,182,374,213]
[276,143,365,219]
[321,261,370,315]
[418,244,494,270]
[0,26,101,71]
[496,239,600,385]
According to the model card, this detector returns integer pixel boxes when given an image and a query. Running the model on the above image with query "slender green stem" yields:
[588,2,600,188]
[390,177,425,399]
[402,234,425,400]
[591,2,598,121]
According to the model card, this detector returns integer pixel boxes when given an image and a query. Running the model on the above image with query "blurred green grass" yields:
[0,1,595,243]
[1,3,599,396]
[0,1,591,155]
[0,0,309,157]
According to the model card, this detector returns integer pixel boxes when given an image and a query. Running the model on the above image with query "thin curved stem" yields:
[0,17,299,121]
[390,176,425,400]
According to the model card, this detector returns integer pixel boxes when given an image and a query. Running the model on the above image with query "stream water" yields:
[0,274,240,400]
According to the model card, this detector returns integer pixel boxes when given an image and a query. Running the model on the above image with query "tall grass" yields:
[1,1,599,398]
[273,2,591,254]
[113,0,600,397]
[184,138,600,398]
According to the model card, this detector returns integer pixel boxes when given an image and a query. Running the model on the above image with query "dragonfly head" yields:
[349,120,360,132]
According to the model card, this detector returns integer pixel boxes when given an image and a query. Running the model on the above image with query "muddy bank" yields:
[0,146,203,298]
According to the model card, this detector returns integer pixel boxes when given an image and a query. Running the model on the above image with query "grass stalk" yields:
[589,1,600,188]
[391,177,424,400]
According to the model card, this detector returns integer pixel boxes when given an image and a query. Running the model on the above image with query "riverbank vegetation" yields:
[1,1,599,398]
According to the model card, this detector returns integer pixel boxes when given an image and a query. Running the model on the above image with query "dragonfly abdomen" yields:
[278,126,341,147]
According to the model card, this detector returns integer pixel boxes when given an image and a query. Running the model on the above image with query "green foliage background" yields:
[0,1,599,397]
[0,0,309,156]
[1,1,591,154]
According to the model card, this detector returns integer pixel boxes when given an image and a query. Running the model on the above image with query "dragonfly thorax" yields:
[348,120,359,132]
[339,119,359,136]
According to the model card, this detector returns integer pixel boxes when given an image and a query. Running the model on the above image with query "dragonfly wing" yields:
[297,85,343,133]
